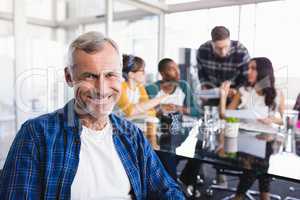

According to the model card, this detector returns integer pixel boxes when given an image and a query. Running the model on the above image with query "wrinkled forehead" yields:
[72,44,122,71]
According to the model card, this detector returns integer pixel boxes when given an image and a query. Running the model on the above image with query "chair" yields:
[284,186,300,200]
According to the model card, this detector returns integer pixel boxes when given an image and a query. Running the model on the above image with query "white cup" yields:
[224,122,240,138]
[224,137,238,153]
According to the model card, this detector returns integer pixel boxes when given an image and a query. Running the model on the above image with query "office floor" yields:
[177,161,300,200]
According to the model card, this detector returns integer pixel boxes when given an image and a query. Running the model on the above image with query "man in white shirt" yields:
[0,31,185,200]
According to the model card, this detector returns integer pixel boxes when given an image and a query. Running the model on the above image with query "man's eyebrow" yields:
[79,72,98,77]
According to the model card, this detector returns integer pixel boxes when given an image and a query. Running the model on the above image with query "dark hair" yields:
[211,26,230,42]
[122,54,145,80]
[294,94,300,120]
[246,57,277,110]
[158,58,174,72]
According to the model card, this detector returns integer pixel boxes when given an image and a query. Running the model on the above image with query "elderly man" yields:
[0,32,184,199]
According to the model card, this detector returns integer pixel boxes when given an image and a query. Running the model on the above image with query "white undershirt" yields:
[126,87,140,104]
[71,122,131,200]
[156,86,186,106]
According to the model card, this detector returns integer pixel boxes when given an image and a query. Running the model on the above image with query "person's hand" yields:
[161,94,171,101]
[160,104,177,113]
[255,133,274,142]
[228,88,237,98]
[220,81,231,98]
[257,117,273,125]
[160,104,183,113]
[199,85,209,103]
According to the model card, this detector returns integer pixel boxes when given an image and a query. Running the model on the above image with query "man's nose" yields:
[221,49,227,56]
[95,75,109,93]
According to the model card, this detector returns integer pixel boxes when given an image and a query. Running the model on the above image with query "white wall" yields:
[165,0,300,102]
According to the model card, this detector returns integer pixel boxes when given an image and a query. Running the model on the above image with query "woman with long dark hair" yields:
[219,57,285,200]
[220,57,284,124]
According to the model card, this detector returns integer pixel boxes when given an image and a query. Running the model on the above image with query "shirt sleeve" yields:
[180,81,202,117]
[0,121,41,200]
[117,82,156,117]
[145,82,159,99]
[138,85,156,117]
[117,82,136,117]
[235,43,250,87]
[196,46,210,85]
[142,133,185,199]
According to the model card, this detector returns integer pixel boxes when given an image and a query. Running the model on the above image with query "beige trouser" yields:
[146,122,159,150]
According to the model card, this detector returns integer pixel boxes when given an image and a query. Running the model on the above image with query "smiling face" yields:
[128,65,146,84]
[65,42,122,119]
[161,61,180,82]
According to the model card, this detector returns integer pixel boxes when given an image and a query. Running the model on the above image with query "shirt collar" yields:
[62,99,127,137]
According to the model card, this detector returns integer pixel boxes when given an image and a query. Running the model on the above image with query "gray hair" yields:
[66,31,121,68]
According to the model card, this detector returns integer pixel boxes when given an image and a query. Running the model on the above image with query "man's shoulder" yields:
[178,80,190,90]
[198,41,213,59]
[20,108,64,136]
[145,81,160,89]
[110,113,143,137]
[145,81,160,97]
[231,40,248,52]
[199,41,212,50]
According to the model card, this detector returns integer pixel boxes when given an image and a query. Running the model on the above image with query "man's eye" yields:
[106,72,121,79]
[106,72,114,77]
[85,74,97,80]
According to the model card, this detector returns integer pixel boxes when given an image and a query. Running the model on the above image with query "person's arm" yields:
[276,90,285,124]
[117,83,168,117]
[259,90,285,125]
[139,131,185,199]
[196,46,210,88]
[181,81,202,117]
[0,121,41,199]
[219,81,241,119]
[138,85,157,117]
[234,43,250,88]
[158,104,188,115]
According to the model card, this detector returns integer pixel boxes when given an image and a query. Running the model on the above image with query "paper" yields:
[128,115,159,123]
[238,134,266,158]
[239,122,279,134]
[194,88,220,99]
[268,152,300,180]
[225,108,268,120]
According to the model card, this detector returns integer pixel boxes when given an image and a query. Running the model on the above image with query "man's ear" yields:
[64,67,74,87]
[160,71,166,80]
[128,71,134,79]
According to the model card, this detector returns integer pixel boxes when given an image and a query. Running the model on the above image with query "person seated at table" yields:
[294,93,300,120]
[146,58,201,117]
[117,54,169,148]
[146,58,203,194]
[219,57,285,200]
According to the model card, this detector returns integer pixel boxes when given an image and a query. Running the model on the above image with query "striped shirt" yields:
[197,40,250,88]
[0,99,184,200]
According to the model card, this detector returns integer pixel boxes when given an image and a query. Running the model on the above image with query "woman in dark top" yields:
[293,93,300,120]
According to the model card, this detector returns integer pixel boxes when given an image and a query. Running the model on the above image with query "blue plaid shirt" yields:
[0,100,184,200]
